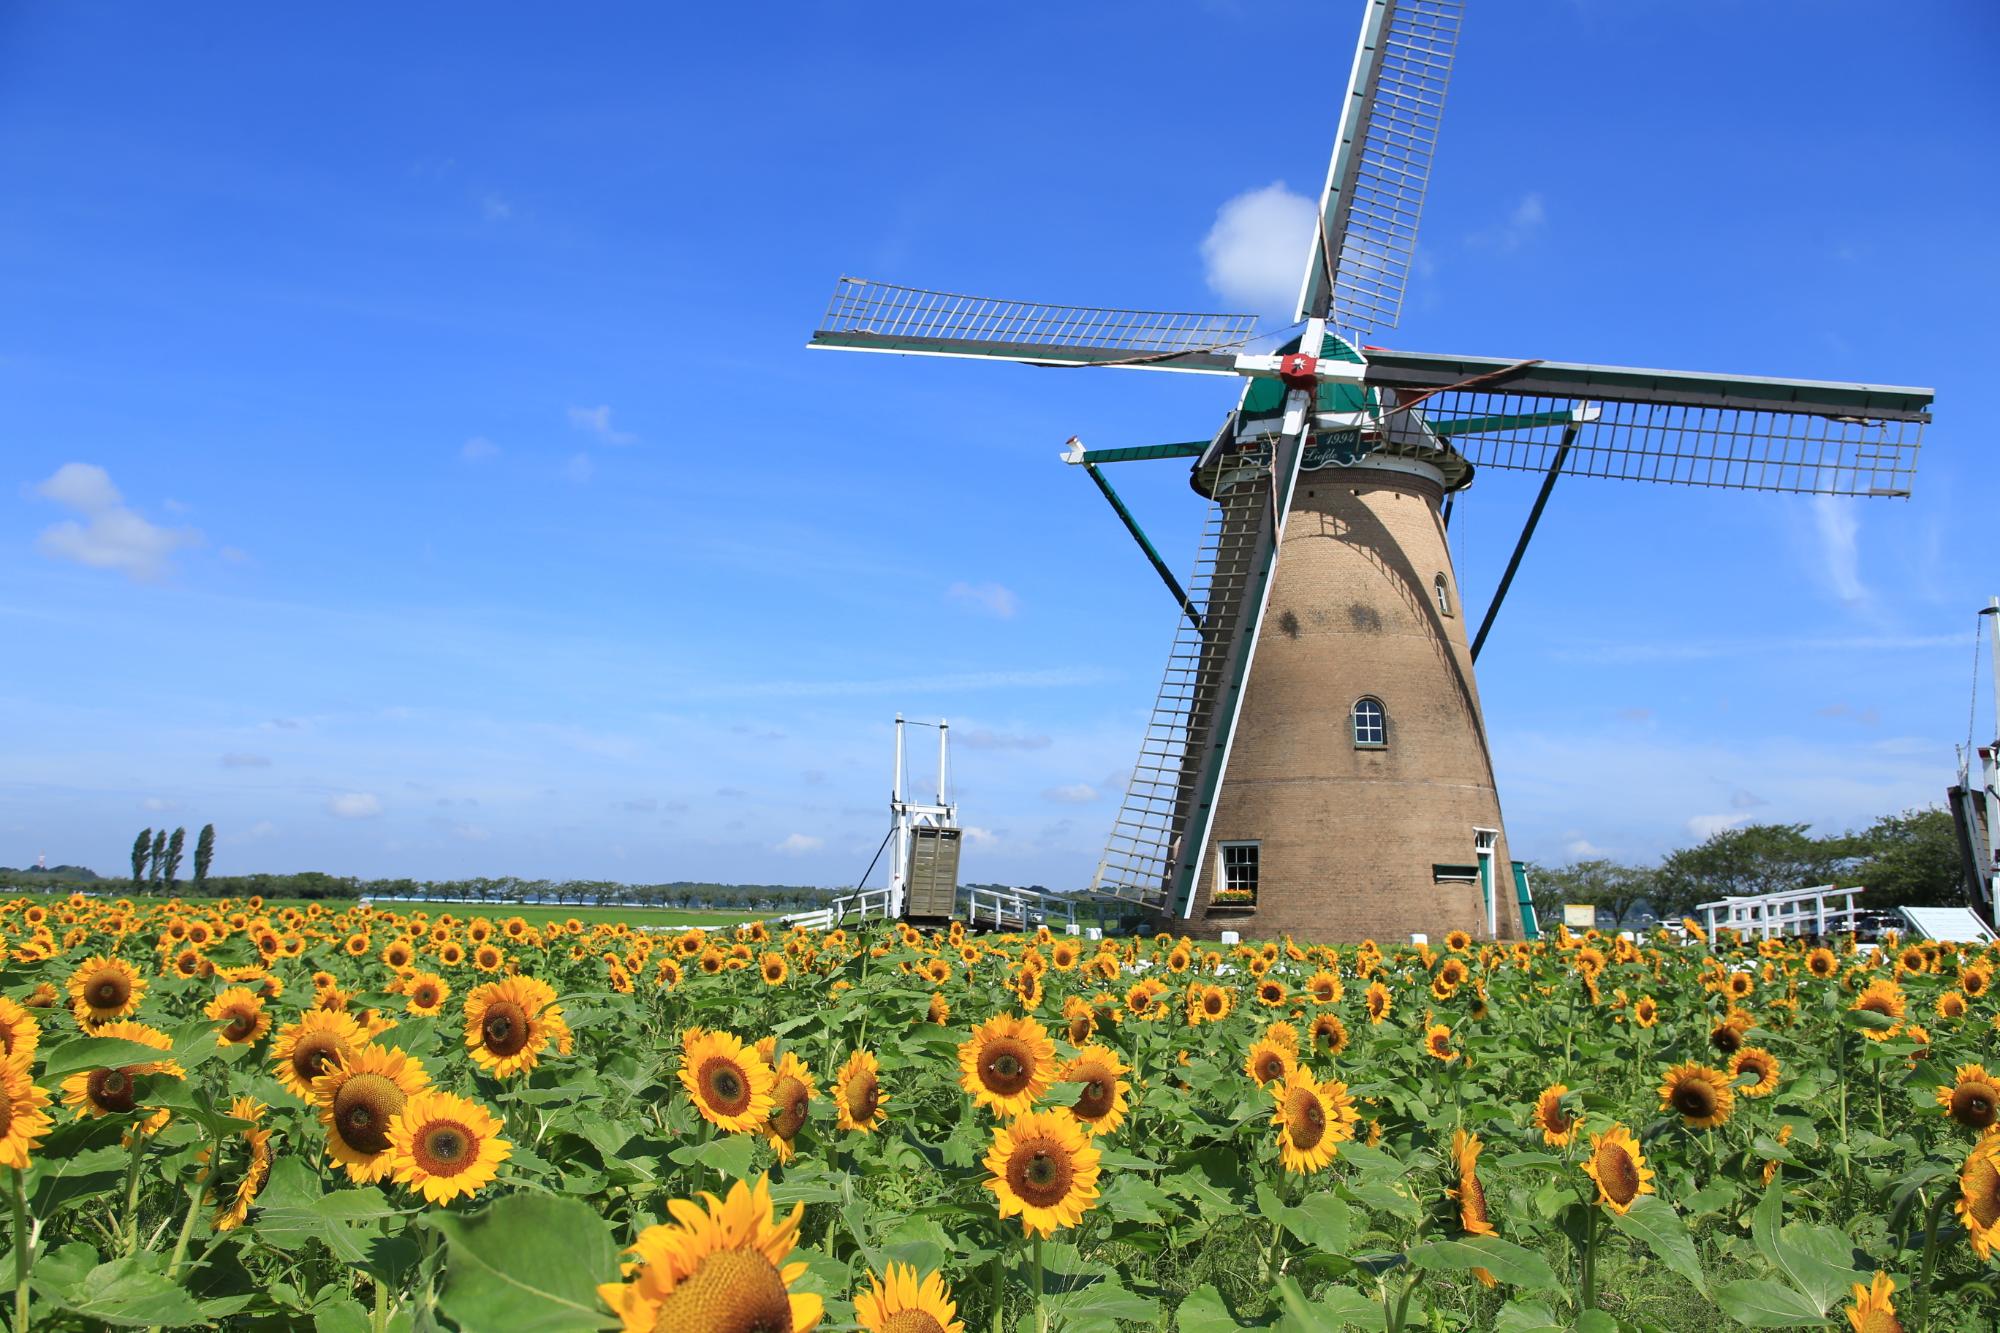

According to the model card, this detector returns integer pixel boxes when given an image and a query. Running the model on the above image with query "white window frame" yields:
[1216,841,1260,905]
[1434,573,1451,617]
[1352,696,1387,748]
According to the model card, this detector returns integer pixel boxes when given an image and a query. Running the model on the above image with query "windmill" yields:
[807,0,1932,944]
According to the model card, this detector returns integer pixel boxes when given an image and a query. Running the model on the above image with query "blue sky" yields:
[2,1,1994,887]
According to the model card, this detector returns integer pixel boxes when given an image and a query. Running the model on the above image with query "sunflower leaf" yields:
[1712,1278,1833,1327]
[38,1036,184,1080]
[429,1192,620,1333]
[1176,1283,1277,1331]
[1407,1236,1558,1293]
[1606,1196,1705,1294]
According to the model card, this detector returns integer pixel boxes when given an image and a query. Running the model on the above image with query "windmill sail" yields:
[810,278,1259,374]
[1297,0,1464,332]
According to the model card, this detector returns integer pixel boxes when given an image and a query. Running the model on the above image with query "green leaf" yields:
[26,1144,127,1216]
[1408,1237,1558,1293]
[1101,1174,1180,1226]
[1176,1284,1275,1331]
[1273,1277,1382,1331]
[1493,1300,1563,1333]
[37,1256,205,1328]
[669,1132,756,1181]
[1044,1276,1159,1330]
[1276,1194,1352,1255]
[1713,1279,1834,1328]
[431,1193,620,1333]
[38,1036,183,1079]
[1606,1196,1705,1293]
[314,1295,373,1333]
[1575,1312,1619,1333]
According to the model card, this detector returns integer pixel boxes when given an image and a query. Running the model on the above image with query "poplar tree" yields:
[131,829,153,891]
[149,830,167,893]
[193,824,215,893]
[164,827,186,893]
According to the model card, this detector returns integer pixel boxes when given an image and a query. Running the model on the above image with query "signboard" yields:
[1562,904,1598,930]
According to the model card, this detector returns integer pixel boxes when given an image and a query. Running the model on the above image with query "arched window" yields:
[1434,573,1451,617]
[1352,696,1387,747]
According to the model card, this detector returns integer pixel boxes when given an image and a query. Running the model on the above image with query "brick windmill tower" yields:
[808,0,1932,942]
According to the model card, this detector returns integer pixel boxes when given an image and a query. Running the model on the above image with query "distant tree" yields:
[163,827,186,894]
[1845,807,1961,908]
[1527,859,1657,928]
[1651,823,1855,922]
[148,830,168,894]
[131,828,153,891]
[192,824,215,893]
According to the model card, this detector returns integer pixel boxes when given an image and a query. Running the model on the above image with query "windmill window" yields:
[1215,842,1259,908]
[1434,573,1451,617]
[1352,697,1387,748]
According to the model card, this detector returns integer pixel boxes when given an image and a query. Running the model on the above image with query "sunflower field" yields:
[0,896,1997,1332]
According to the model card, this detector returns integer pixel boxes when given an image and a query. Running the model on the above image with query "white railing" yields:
[1695,884,1865,941]
[967,886,1076,934]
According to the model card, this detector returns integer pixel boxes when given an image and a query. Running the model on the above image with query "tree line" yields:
[1527,806,1962,928]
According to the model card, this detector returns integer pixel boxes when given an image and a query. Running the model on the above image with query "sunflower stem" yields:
[370,1272,389,1333]
[1032,1233,1047,1333]
[1912,1185,1951,1332]
[987,1247,1004,1333]
[163,1128,221,1283]
[10,1168,30,1333]
[120,1127,147,1256]
[1580,1209,1599,1311]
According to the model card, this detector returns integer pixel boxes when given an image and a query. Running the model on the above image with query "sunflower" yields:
[1632,995,1659,1028]
[1450,1129,1497,1282]
[1365,981,1393,1023]
[855,1263,965,1333]
[1308,1012,1349,1057]
[201,1096,272,1231]
[1060,1044,1131,1136]
[983,1107,1101,1236]
[598,1174,822,1333]
[680,1029,776,1134]
[315,1045,431,1183]
[1012,967,1044,1009]
[59,1019,182,1133]
[471,943,505,973]
[1189,984,1232,1025]
[381,939,416,970]
[383,1090,509,1205]
[1708,1015,1748,1056]
[1305,969,1343,1005]
[1962,964,1993,999]
[1852,979,1906,1037]
[1935,1063,1999,1132]
[759,953,789,986]
[957,1014,1057,1118]
[0,1060,53,1169]
[0,997,41,1069]
[1806,947,1839,979]
[1423,1023,1457,1062]
[1256,979,1288,1008]
[1444,929,1472,953]
[1245,1035,1296,1087]
[1842,1272,1901,1333]
[1730,1047,1782,1098]
[270,1010,367,1101]
[767,1052,816,1163]
[205,986,269,1047]
[66,955,145,1026]
[1958,1132,2000,1260]
[836,1049,889,1133]
[1936,990,1969,1021]
[927,993,952,1026]
[1534,1083,1580,1147]
[1582,1123,1655,1214]
[404,971,450,1016]
[1659,1062,1735,1129]
[463,975,569,1078]
[1268,1065,1357,1174]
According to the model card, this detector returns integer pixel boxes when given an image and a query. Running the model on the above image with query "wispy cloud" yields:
[326,792,383,819]
[948,581,1019,619]
[1200,181,1315,320]
[461,436,499,462]
[1811,495,1866,604]
[1469,192,1547,251]
[1686,813,1750,840]
[31,463,202,582]
[567,405,636,445]
[1041,783,1099,804]
[957,728,1053,751]
[775,832,822,854]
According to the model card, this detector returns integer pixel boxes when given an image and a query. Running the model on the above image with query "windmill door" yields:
[905,827,961,920]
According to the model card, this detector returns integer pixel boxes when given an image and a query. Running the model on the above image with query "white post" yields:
[889,716,908,919]
[937,719,949,807]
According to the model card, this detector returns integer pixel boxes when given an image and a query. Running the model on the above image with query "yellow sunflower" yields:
[1660,1062,1735,1129]
[1256,979,1288,1009]
[66,954,145,1026]
[1730,1047,1782,1098]
[0,1060,53,1169]
[1958,1132,2000,1260]
[1451,1129,1496,1236]
[314,1044,432,1183]
[836,1049,889,1133]
[1268,1065,1358,1174]
[0,997,41,1069]
[597,1174,822,1333]
[462,975,569,1077]
[1308,1012,1350,1057]
[1806,947,1839,979]
[767,1052,816,1164]
[680,1029,776,1134]
[855,1263,965,1333]
[1633,995,1659,1028]
[1306,970,1343,1005]
[1842,1272,1901,1333]
[1189,984,1232,1025]
[1936,1063,1999,1133]
[270,1009,367,1101]
[1365,981,1393,1024]
[1582,1123,1655,1214]
[1245,1035,1296,1087]
[927,992,952,1026]
[205,986,269,1047]
[383,1090,510,1205]
[404,971,450,1016]
[1936,990,1970,1021]
[957,1014,1057,1118]
[1423,1023,1457,1062]
[1851,979,1906,1038]
[200,1096,272,1231]
[983,1107,1101,1237]
[760,953,789,986]
[1060,1045,1131,1136]
[59,1019,182,1134]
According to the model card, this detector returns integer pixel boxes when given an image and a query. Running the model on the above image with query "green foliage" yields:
[429,1195,619,1333]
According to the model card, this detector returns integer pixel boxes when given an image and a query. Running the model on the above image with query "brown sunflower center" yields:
[291,1034,343,1083]
[1968,1156,2000,1227]
[979,1039,1033,1095]
[1008,1141,1077,1208]
[414,984,439,1007]
[1460,1173,1491,1228]
[771,1077,808,1139]
[650,1248,794,1333]
[88,1066,138,1114]
[1282,1086,1327,1150]
[845,1073,879,1122]
[480,1001,530,1056]
[223,1008,257,1041]
[88,977,128,1009]
[1710,1026,1743,1055]
[1854,1306,1901,1333]
[1858,996,1895,1017]
[1073,1075,1112,1121]
[700,1058,752,1115]
[414,1120,476,1176]
[0,1095,12,1137]
[1950,1082,1998,1130]
[1067,1017,1091,1043]
[1594,1142,1641,1205]
[881,1311,947,1333]
[333,1073,406,1154]
[1671,1076,1718,1119]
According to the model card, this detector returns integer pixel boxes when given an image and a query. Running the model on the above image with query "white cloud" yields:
[958,728,1053,751]
[962,826,999,848]
[567,405,636,445]
[461,436,499,462]
[1685,813,1751,840]
[564,452,595,485]
[775,833,823,854]
[326,792,383,819]
[1041,783,1099,804]
[1470,192,1548,251]
[1811,495,1866,604]
[450,822,491,842]
[1564,838,1604,858]
[141,796,182,813]
[32,463,202,582]
[1200,181,1316,318]
[948,581,1020,618]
